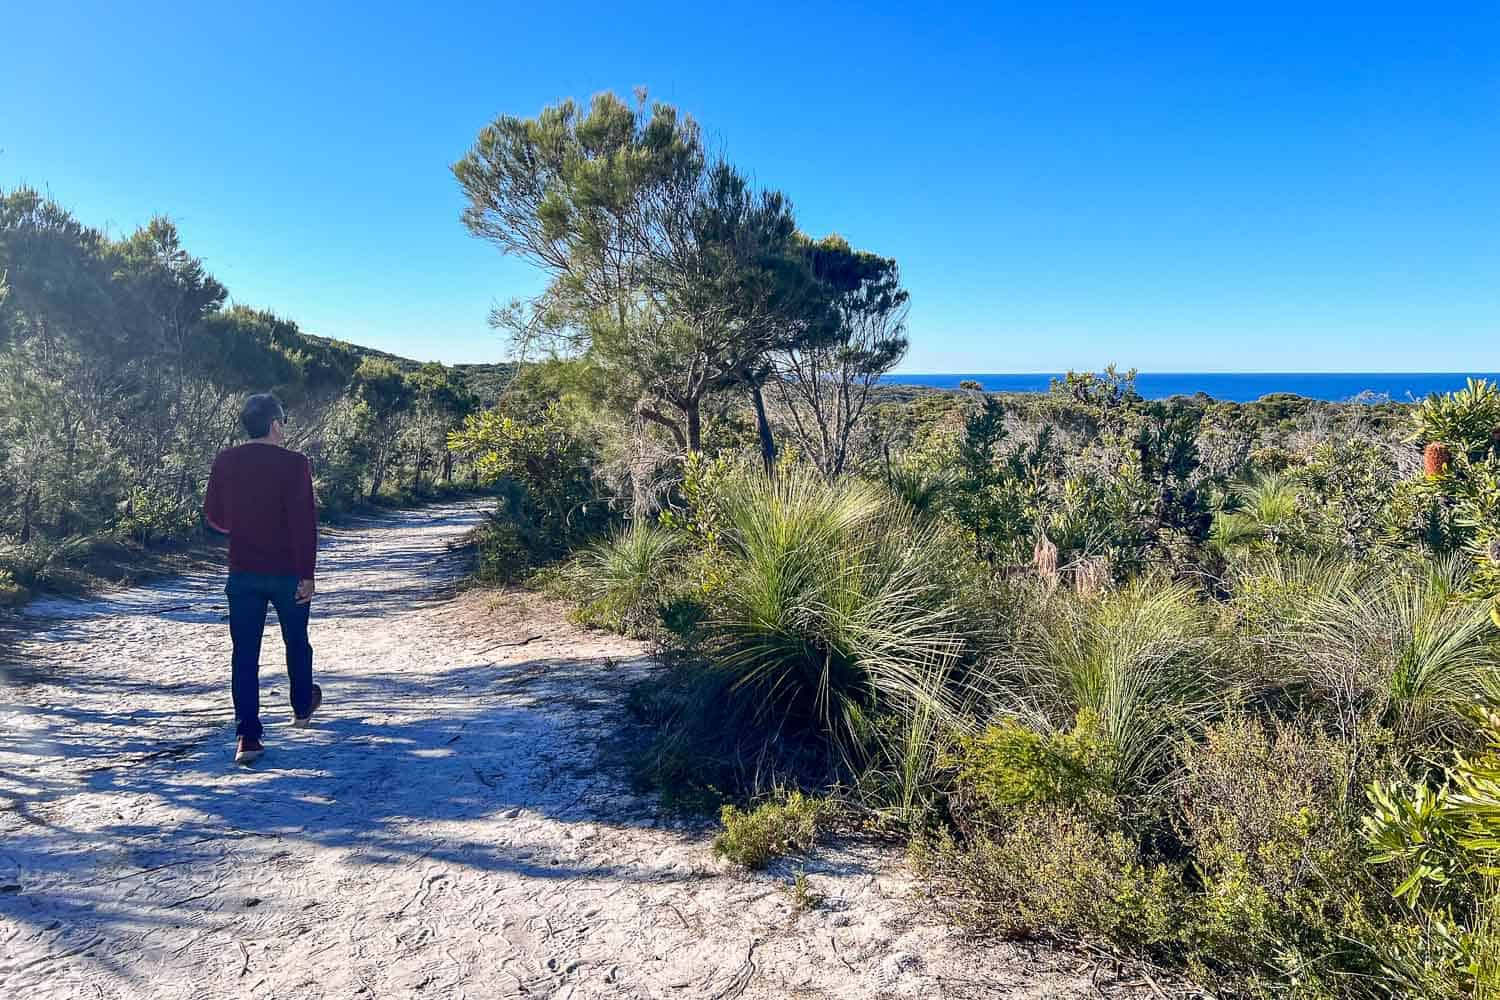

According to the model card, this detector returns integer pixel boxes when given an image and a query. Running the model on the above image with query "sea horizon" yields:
[882,371,1500,404]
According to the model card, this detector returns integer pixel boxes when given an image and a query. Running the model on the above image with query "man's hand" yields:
[296,579,316,605]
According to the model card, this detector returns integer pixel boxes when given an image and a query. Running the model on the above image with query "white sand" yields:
[0,501,1151,999]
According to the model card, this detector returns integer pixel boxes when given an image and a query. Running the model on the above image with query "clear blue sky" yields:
[4,2,1497,371]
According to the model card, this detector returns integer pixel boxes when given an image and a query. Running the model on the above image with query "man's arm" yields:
[289,455,318,603]
[203,455,228,534]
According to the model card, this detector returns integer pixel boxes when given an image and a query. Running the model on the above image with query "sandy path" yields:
[0,501,1143,999]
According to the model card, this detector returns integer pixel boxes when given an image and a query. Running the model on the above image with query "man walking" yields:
[205,393,322,764]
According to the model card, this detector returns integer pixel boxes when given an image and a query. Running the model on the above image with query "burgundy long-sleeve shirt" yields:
[204,443,318,580]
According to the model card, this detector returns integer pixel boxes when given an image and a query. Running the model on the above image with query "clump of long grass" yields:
[1245,552,1498,742]
[1209,471,1300,555]
[566,521,686,635]
[993,579,1230,796]
[705,465,968,762]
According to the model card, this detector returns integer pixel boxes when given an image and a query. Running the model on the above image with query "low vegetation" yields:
[713,791,839,870]
[464,357,1500,997]
[430,91,1500,999]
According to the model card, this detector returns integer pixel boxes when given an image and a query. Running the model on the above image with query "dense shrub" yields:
[115,486,197,546]
[944,711,1118,831]
[0,535,92,589]
[714,791,839,869]
[0,567,26,605]
[1362,708,1500,998]
[0,189,486,589]
[1411,378,1500,460]
[1177,715,1393,992]
[572,376,1500,998]
[912,807,1191,957]
[1003,581,1230,797]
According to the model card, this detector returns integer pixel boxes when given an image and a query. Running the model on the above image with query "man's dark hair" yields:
[240,393,286,439]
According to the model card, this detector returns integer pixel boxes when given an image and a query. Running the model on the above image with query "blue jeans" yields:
[227,571,314,740]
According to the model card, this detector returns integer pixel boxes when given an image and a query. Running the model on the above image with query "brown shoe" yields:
[292,684,323,729]
[234,736,264,765]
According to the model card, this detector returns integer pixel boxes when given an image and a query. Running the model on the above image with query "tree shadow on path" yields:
[0,651,763,970]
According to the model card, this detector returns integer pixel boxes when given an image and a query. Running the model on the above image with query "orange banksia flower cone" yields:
[1423,441,1453,478]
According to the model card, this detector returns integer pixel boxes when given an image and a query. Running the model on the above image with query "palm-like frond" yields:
[569,521,686,632]
[1254,553,1499,740]
[1004,580,1227,792]
[707,466,966,760]
[1210,472,1301,556]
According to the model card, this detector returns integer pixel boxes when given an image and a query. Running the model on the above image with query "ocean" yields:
[881,372,1500,404]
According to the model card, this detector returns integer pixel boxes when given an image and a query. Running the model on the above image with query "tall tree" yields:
[351,358,413,498]
[770,235,909,478]
[454,92,832,468]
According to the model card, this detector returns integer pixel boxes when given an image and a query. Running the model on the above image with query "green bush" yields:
[0,535,92,589]
[1005,580,1229,797]
[115,485,197,546]
[1411,378,1500,459]
[1178,714,1393,993]
[945,710,1118,831]
[1247,556,1496,743]
[565,521,686,635]
[598,378,1500,997]
[704,464,968,759]
[713,791,838,869]
[450,399,608,555]
[1362,707,1500,998]
[0,567,26,606]
[912,805,1191,958]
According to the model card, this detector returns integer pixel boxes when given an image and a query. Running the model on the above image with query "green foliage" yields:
[450,400,609,570]
[1412,378,1500,458]
[912,807,1191,957]
[0,567,26,606]
[1211,472,1302,556]
[1247,556,1498,742]
[567,522,686,635]
[786,871,825,914]
[1363,708,1500,997]
[602,375,1500,997]
[713,791,838,869]
[0,535,93,589]
[115,485,196,546]
[704,465,967,760]
[946,711,1118,830]
[0,186,484,585]
[1178,714,1392,991]
[455,91,871,470]
[947,396,1060,564]
[1008,581,1227,795]
[1297,439,1402,556]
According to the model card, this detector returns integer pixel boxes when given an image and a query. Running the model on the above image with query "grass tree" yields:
[705,465,968,760]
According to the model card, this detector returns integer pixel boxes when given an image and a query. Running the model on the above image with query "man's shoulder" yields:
[212,444,308,474]
[212,444,245,468]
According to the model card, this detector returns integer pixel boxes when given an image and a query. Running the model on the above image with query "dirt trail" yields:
[0,501,1142,999]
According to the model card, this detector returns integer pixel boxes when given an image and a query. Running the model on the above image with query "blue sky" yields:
[4,2,1497,371]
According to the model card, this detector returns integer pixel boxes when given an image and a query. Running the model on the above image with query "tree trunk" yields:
[442,450,454,483]
[19,487,36,544]
[686,402,702,454]
[749,382,777,477]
